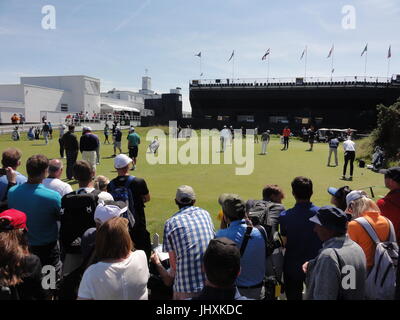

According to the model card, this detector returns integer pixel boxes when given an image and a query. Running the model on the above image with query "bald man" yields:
[42,159,73,197]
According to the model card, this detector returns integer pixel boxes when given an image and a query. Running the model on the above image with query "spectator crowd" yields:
[0,144,399,301]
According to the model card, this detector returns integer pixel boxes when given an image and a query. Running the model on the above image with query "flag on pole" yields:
[388,45,392,59]
[332,68,335,74]
[327,45,334,58]
[200,73,203,76]
[262,49,270,60]
[228,50,235,62]
[361,43,368,56]
[195,52,201,58]
[300,47,307,60]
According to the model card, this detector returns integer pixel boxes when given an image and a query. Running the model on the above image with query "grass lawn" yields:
[0,127,388,237]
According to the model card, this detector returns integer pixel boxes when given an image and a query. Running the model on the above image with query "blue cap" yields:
[309,206,348,233]
[327,187,338,196]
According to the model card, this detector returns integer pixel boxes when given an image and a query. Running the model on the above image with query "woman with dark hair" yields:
[0,209,45,300]
[327,186,352,211]
[77,217,149,300]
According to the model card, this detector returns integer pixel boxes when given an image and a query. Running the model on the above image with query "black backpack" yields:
[247,201,275,239]
[60,189,101,254]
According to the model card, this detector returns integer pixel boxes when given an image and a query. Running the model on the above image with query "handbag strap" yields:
[240,225,253,257]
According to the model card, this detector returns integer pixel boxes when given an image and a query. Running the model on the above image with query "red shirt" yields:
[283,128,291,137]
[377,189,400,243]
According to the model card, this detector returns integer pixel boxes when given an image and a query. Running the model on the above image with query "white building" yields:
[0,74,164,124]
[0,75,101,124]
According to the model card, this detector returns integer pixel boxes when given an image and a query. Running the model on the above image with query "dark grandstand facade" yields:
[188,76,400,133]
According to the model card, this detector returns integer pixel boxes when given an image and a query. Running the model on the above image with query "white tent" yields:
[100,103,140,113]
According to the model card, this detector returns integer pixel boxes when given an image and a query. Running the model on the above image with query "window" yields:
[205,115,213,120]
[295,117,310,124]
[117,94,121,99]
[218,116,230,121]
[269,116,288,124]
[315,117,323,125]
[61,104,68,112]
[237,115,254,122]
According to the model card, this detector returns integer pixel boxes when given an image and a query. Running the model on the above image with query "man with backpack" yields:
[60,160,113,276]
[246,185,286,298]
[216,193,267,300]
[107,154,152,260]
[305,206,367,300]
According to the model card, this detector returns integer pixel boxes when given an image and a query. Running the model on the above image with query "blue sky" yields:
[0,0,399,111]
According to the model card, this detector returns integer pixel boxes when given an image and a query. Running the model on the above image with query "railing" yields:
[191,76,395,86]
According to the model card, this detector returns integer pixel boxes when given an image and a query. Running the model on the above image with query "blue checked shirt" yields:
[163,206,215,293]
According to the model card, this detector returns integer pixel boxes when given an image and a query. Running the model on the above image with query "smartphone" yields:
[0,168,6,176]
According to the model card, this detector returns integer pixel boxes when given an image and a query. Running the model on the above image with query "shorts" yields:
[114,141,122,149]
[129,146,138,158]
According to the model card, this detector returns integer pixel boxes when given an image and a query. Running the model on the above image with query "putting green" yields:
[0,127,387,237]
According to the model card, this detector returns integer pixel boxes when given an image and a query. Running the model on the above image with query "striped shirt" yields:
[163,206,215,293]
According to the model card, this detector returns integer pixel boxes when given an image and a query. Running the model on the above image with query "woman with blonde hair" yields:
[346,190,392,271]
[94,175,110,192]
[77,217,149,300]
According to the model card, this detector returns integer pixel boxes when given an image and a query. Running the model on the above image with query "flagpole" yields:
[364,51,368,80]
[232,53,235,82]
[200,55,203,79]
[305,46,308,79]
[331,49,334,82]
[387,56,391,82]
[267,54,270,82]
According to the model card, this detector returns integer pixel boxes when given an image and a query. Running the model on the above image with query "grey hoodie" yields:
[305,235,367,300]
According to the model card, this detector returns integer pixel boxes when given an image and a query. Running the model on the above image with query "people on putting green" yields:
[127,128,140,170]
[342,136,356,181]
[307,126,316,151]
[327,135,340,167]
[112,127,122,157]
[220,126,231,153]
[282,126,291,150]
[260,130,270,155]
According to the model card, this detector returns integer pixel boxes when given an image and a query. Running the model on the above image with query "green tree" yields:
[372,99,400,163]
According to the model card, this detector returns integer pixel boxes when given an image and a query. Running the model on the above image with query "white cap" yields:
[114,154,132,169]
[346,190,367,207]
[94,201,128,225]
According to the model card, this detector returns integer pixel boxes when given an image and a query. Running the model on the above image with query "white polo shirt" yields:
[42,178,73,197]
[343,140,356,152]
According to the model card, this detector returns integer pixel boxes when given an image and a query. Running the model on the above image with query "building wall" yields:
[21,76,101,115]
[24,85,71,123]
[0,85,24,102]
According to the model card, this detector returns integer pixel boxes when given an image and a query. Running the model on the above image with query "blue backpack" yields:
[108,176,136,229]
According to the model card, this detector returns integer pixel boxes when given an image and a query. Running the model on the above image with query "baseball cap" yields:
[114,154,133,169]
[380,167,400,184]
[176,185,196,204]
[328,186,351,198]
[309,206,348,233]
[94,201,128,225]
[218,194,245,220]
[346,190,367,207]
[203,237,240,272]
[0,209,28,232]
